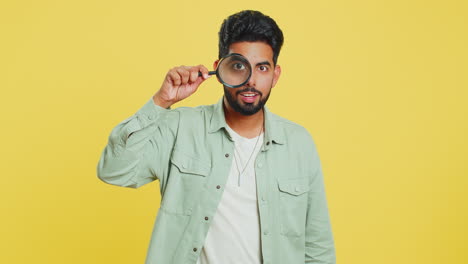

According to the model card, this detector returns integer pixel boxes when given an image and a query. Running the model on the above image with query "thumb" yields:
[192,73,212,89]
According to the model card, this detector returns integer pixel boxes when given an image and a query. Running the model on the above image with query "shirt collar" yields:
[208,96,285,146]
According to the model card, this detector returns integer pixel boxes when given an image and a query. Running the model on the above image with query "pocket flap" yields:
[277,177,310,195]
[170,150,211,177]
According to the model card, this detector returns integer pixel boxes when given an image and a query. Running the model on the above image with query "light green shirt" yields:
[97,96,336,264]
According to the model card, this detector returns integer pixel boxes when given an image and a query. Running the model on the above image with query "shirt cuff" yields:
[135,97,171,127]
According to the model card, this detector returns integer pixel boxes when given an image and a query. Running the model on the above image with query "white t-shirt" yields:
[196,124,264,264]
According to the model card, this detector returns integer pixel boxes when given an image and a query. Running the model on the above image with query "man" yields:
[97,10,335,264]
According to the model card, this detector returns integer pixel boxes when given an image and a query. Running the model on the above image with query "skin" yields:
[153,41,281,139]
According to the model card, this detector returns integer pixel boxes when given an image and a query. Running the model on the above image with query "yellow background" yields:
[1,0,467,263]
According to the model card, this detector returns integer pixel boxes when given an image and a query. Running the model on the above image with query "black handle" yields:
[198,71,217,77]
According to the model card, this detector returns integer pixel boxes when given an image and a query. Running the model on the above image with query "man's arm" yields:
[304,132,336,263]
[96,65,211,189]
[96,98,179,188]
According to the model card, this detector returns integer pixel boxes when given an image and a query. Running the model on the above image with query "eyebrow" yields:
[256,61,271,67]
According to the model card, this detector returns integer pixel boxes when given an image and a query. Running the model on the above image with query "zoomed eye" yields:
[233,63,246,70]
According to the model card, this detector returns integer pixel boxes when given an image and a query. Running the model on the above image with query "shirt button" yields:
[295,186,300,192]
[266,141,270,145]
[216,185,221,189]
[257,163,263,168]
[204,216,209,221]
[261,196,266,202]
[193,247,197,252]
[225,153,229,158]
[263,230,269,235]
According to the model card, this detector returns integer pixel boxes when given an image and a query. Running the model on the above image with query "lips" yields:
[240,92,258,103]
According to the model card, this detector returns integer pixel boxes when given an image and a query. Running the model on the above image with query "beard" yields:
[223,85,271,116]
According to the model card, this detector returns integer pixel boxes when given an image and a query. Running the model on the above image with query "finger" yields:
[189,67,200,83]
[167,69,181,86]
[197,64,210,79]
[191,73,207,91]
[194,66,211,92]
[176,67,190,84]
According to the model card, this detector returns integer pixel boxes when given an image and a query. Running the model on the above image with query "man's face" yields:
[215,41,281,116]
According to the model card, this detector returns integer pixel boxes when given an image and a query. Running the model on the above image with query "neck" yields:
[223,97,264,139]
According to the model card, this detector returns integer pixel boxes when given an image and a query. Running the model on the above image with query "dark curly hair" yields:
[218,10,284,65]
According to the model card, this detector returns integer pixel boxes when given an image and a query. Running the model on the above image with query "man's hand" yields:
[153,65,211,108]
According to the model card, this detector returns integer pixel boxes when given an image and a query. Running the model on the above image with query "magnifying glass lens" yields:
[217,54,251,88]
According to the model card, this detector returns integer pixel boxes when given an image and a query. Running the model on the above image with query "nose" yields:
[246,70,256,88]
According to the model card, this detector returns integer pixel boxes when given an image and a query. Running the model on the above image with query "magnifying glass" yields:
[198,53,252,88]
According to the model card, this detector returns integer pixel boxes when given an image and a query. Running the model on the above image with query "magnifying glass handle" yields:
[198,71,217,77]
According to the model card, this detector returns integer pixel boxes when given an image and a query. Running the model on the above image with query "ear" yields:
[271,64,281,88]
[213,59,220,70]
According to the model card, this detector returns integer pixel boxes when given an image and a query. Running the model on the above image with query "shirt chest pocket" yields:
[160,149,211,215]
[277,177,310,237]
[171,150,211,177]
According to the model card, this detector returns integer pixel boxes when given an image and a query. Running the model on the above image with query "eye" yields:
[232,63,246,70]
[259,65,269,72]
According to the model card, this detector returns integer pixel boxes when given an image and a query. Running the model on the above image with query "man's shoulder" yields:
[170,102,215,116]
[268,110,316,147]
[269,111,310,135]
[165,102,216,129]
[269,111,300,128]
